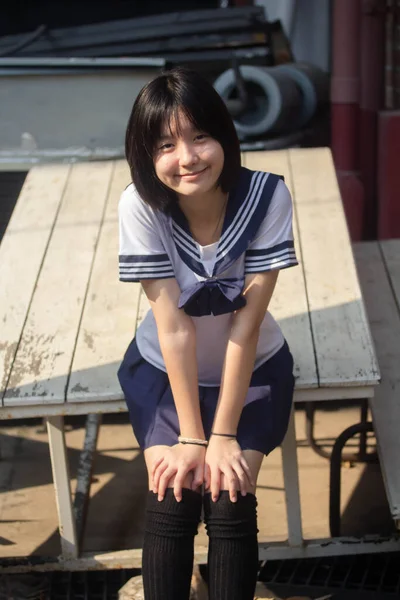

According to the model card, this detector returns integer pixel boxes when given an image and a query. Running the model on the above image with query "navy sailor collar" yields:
[169,167,282,278]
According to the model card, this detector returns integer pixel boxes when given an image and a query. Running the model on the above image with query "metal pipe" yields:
[329,421,374,537]
[73,414,102,549]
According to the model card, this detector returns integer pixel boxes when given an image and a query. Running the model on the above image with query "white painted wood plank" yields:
[355,241,400,524]
[381,239,400,311]
[0,400,128,420]
[0,383,375,421]
[0,165,70,402]
[243,150,317,388]
[289,148,379,388]
[4,162,114,406]
[46,416,78,559]
[68,161,142,402]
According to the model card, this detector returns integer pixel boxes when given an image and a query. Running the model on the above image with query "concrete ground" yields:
[0,402,394,559]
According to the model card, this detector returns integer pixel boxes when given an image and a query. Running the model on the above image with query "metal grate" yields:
[49,568,139,600]
[259,551,400,597]
[1,554,400,599]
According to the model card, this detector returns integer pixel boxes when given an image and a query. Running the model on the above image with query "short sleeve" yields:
[118,185,175,282]
[245,179,298,274]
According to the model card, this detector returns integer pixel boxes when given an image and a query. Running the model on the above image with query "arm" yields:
[205,178,297,501]
[212,269,279,435]
[142,277,204,439]
[118,188,205,499]
[205,270,279,501]
[141,277,205,500]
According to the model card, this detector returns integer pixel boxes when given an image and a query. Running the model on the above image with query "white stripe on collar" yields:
[217,171,269,259]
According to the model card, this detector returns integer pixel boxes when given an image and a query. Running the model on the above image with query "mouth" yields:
[178,167,208,179]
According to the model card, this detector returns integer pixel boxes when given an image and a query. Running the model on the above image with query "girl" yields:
[118,67,298,600]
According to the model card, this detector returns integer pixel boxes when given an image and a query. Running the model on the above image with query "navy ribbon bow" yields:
[178,277,246,317]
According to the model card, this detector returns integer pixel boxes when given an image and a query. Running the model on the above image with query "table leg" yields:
[281,406,303,547]
[46,416,79,560]
[74,414,101,547]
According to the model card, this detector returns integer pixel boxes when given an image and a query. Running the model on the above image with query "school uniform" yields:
[117,167,298,455]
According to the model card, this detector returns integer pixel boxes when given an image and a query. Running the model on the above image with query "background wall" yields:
[255,0,331,72]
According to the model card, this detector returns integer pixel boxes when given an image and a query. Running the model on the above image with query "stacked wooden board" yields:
[0,7,271,64]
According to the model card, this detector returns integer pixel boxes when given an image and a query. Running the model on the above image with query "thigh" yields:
[144,445,194,491]
[237,345,295,456]
[219,449,264,495]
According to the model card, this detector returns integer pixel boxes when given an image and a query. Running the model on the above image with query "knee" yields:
[147,471,194,492]
[219,472,256,496]
[203,491,258,539]
[145,449,195,491]
[145,489,202,538]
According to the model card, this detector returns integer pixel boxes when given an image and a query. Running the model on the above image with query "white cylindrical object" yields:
[276,61,329,127]
[214,65,302,138]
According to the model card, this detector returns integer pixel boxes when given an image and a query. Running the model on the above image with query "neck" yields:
[178,186,227,225]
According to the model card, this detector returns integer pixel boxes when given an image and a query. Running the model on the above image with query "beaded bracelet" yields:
[178,436,208,447]
[210,431,236,438]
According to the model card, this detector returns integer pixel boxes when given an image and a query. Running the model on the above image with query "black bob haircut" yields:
[125,67,241,212]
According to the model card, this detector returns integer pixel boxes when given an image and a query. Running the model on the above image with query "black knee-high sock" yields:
[142,488,202,600]
[204,491,259,600]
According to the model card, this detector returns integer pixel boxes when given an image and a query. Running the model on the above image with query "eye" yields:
[195,133,208,141]
[158,142,174,151]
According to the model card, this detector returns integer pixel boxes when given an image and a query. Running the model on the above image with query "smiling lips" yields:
[179,167,208,178]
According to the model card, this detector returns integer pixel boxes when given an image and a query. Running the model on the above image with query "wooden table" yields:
[1,148,395,573]
[354,240,400,532]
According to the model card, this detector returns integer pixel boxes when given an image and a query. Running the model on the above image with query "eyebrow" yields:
[159,121,199,141]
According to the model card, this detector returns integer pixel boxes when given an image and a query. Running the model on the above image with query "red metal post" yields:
[331,0,365,240]
[359,0,386,239]
[377,111,400,238]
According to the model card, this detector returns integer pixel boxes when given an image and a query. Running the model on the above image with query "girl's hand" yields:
[152,443,206,502]
[205,437,254,503]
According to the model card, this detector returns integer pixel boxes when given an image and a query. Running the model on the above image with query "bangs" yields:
[140,88,213,156]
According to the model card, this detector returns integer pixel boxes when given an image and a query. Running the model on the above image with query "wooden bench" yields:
[354,240,400,530]
[3,149,398,574]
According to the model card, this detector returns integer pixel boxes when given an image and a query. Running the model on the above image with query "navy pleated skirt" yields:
[117,339,295,456]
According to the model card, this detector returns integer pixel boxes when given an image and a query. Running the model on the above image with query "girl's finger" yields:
[173,468,186,502]
[223,467,238,503]
[232,460,247,497]
[158,467,176,501]
[240,456,255,487]
[192,463,204,491]
[153,461,168,494]
[151,456,164,483]
[204,464,211,492]
[210,467,221,502]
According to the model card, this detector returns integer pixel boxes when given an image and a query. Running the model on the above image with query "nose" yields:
[178,141,198,167]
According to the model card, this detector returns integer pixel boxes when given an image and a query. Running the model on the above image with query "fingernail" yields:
[212,496,217,502]
[176,497,181,502]
[241,491,247,496]
[158,495,163,502]
[232,497,237,503]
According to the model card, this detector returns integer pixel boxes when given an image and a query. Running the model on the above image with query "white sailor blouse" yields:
[118,167,298,384]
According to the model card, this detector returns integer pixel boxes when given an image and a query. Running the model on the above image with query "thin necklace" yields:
[209,194,228,243]
[185,193,229,245]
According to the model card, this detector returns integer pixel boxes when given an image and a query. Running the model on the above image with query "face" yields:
[153,110,225,200]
